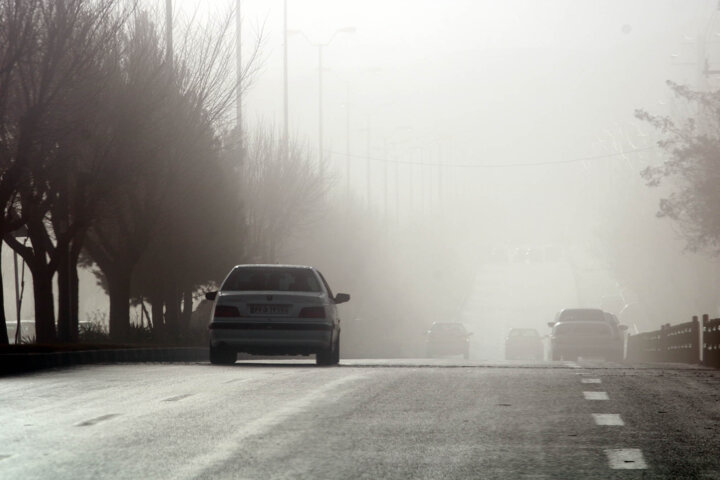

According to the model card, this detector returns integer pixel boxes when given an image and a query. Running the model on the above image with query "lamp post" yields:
[288,27,355,177]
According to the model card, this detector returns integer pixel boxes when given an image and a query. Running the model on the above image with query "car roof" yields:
[232,264,315,270]
[558,308,604,314]
[553,320,612,328]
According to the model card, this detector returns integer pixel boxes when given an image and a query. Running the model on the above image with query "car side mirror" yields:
[547,322,555,328]
[335,293,350,304]
[618,324,629,331]
[205,291,217,301]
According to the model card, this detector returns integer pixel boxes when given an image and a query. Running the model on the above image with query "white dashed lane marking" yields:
[583,391,609,400]
[592,414,624,426]
[605,449,648,469]
[581,378,601,384]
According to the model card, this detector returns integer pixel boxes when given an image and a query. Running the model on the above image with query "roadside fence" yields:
[626,314,720,368]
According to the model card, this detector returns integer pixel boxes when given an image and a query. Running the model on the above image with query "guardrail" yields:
[704,315,720,368]
[626,314,720,367]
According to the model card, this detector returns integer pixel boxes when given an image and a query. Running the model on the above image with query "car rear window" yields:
[221,267,322,292]
[558,310,605,323]
[555,323,612,336]
[509,329,539,337]
[431,323,466,335]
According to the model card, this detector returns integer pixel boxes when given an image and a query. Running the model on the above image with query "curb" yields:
[0,347,209,376]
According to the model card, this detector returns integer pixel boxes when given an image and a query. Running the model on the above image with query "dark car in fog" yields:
[548,308,629,341]
[206,264,350,366]
[505,328,544,360]
[549,321,623,361]
[425,322,471,359]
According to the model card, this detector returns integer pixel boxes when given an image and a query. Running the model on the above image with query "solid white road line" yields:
[581,378,601,384]
[592,413,624,426]
[605,449,648,469]
[583,391,609,400]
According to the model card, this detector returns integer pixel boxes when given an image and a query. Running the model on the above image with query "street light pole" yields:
[283,0,289,158]
[165,0,173,66]
[288,27,355,178]
[318,44,324,175]
[236,0,243,151]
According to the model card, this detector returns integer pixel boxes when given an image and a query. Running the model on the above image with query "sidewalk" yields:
[0,346,208,376]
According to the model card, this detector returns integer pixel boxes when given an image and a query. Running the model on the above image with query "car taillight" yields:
[214,305,240,317]
[299,306,326,318]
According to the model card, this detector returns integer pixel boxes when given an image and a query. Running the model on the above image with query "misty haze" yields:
[2,1,720,479]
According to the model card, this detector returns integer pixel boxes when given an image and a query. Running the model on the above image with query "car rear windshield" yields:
[221,267,322,293]
[555,323,612,336]
[431,323,466,335]
[558,310,605,323]
[509,329,539,337]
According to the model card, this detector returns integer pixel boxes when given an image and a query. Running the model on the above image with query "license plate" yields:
[249,304,289,315]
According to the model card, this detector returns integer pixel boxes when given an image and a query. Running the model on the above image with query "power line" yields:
[329,145,658,169]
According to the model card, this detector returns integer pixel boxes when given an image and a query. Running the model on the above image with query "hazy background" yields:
[6,0,720,356]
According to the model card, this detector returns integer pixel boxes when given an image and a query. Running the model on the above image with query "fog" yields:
[5,0,720,356]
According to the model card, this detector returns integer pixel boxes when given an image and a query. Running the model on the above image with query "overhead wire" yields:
[328,145,659,168]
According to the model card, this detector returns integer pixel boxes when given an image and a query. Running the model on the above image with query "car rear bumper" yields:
[209,321,335,354]
[551,342,622,358]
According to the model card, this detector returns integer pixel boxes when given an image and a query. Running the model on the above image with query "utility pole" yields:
[365,118,371,207]
[283,0,289,159]
[236,0,243,152]
[345,86,351,196]
[383,138,388,222]
[165,0,173,66]
[318,45,324,175]
[288,27,355,178]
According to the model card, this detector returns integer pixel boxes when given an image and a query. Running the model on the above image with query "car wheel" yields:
[316,349,332,366]
[209,344,236,365]
[331,335,340,365]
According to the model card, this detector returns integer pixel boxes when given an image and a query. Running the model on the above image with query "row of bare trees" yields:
[0,0,326,344]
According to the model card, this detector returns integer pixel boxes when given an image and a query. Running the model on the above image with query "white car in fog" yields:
[206,264,350,366]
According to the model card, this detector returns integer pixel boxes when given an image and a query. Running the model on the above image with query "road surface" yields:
[2,359,719,479]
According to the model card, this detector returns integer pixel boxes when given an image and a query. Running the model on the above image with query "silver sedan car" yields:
[206,264,350,366]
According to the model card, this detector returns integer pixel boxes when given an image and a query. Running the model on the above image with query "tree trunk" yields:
[0,242,8,345]
[164,279,179,342]
[107,267,131,342]
[151,295,164,339]
[31,266,56,343]
[181,288,193,331]
[57,245,81,343]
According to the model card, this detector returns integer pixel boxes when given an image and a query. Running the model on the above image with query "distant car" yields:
[206,264,350,366]
[425,322,471,359]
[505,328,543,360]
[549,321,623,361]
[547,308,629,338]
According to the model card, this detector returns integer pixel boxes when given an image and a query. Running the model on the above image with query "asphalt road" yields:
[2,359,720,479]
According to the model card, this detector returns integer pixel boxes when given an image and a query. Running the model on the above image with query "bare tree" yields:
[2,0,127,343]
[241,127,329,262]
[637,81,720,254]
[84,7,263,341]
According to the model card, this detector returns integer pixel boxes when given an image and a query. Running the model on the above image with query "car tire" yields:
[209,344,236,365]
[331,335,340,365]
[316,348,332,366]
[317,335,338,366]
